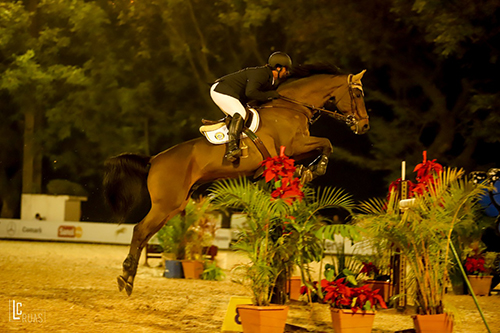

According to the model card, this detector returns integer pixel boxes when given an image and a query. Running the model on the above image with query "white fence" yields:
[0,218,233,248]
[0,219,134,244]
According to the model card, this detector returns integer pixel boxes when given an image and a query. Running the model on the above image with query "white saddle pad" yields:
[199,108,260,144]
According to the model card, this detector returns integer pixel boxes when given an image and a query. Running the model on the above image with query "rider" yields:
[210,51,292,163]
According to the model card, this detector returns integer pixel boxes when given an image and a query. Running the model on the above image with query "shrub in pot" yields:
[323,277,387,333]
[355,152,490,332]
[209,147,359,332]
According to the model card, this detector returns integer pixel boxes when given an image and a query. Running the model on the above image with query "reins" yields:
[279,74,368,131]
[277,95,350,124]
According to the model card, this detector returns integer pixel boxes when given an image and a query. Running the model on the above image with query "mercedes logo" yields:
[6,222,16,236]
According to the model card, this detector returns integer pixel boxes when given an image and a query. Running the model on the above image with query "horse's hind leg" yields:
[118,200,188,296]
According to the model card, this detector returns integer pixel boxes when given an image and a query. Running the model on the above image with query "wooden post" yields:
[393,161,408,310]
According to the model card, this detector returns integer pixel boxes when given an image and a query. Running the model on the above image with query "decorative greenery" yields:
[201,261,226,281]
[464,244,497,277]
[355,153,491,315]
[209,147,360,306]
[155,198,215,260]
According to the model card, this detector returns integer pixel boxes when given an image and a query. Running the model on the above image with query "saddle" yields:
[199,108,271,163]
[199,108,260,145]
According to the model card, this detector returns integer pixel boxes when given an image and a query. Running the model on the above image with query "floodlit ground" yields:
[1,240,498,332]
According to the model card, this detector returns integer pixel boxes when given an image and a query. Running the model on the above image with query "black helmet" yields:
[268,52,292,69]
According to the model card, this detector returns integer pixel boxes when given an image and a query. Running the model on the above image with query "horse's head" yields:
[327,70,369,135]
[279,66,370,135]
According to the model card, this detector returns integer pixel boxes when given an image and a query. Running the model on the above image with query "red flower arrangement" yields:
[412,151,443,196]
[464,256,487,275]
[323,278,388,313]
[360,262,380,278]
[260,146,304,204]
[388,151,443,199]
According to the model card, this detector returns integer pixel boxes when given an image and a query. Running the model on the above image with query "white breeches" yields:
[210,83,247,119]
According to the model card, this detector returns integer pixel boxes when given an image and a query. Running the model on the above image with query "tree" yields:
[1,0,498,218]
[265,0,500,180]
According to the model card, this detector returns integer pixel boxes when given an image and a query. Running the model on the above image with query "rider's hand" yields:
[267,91,281,100]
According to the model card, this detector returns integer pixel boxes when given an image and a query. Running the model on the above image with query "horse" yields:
[103,64,370,295]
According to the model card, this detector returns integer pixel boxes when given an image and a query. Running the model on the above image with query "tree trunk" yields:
[22,109,42,194]
[22,0,42,195]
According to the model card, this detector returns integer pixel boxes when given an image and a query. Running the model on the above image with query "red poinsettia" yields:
[411,151,443,196]
[323,278,387,312]
[323,278,353,308]
[261,146,304,204]
[388,151,443,200]
[351,284,387,313]
[261,146,297,183]
[464,256,487,275]
[271,177,304,204]
[360,262,380,277]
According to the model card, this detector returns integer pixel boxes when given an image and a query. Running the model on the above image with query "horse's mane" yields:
[288,63,344,78]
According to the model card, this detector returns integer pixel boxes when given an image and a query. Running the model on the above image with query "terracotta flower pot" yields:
[289,276,302,301]
[467,275,493,296]
[412,313,453,333]
[364,280,393,303]
[237,304,289,333]
[330,308,375,333]
[181,260,204,279]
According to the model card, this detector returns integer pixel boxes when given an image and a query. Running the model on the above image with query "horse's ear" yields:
[352,69,367,83]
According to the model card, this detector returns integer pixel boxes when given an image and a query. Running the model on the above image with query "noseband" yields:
[278,74,368,133]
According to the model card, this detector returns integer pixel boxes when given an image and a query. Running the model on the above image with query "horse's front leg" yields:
[290,136,333,183]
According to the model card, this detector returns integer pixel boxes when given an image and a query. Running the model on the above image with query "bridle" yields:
[275,74,369,133]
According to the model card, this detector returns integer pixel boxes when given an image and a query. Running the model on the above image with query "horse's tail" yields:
[103,153,151,223]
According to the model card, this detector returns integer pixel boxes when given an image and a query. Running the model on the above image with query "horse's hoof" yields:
[310,155,328,176]
[117,275,126,292]
[293,165,305,178]
[300,169,314,184]
[125,282,133,296]
[315,164,327,176]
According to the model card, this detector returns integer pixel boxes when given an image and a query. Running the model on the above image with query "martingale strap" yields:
[243,129,271,160]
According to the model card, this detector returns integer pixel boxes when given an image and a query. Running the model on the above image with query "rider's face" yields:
[278,67,290,79]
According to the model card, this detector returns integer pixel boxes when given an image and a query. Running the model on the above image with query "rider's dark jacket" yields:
[213,65,280,104]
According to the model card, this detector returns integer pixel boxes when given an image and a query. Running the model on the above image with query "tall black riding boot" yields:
[224,113,244,163]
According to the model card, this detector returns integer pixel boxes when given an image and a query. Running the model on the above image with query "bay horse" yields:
[103,64,369,295]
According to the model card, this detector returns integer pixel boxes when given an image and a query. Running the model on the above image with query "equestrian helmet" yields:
[268,52,292,69]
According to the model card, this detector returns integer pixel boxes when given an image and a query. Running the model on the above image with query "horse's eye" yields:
[355,90,362,98]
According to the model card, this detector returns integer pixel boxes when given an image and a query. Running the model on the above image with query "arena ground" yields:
[1,240,499,332]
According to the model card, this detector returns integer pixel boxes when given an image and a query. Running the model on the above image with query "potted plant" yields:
[156,197,216,279]
[355,152,490,332]
[463,244,496,296]
[181,197,217,279]
[209,146,359,333]
[300,264,365,326]
[155,211,189,278]
[323,277,387,333]
[201,261,226,281]
[358,259,393,304]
